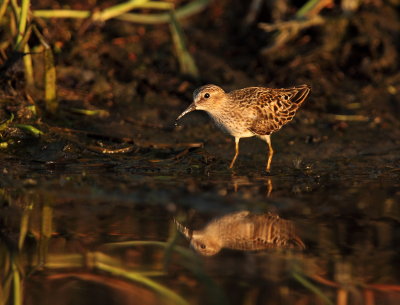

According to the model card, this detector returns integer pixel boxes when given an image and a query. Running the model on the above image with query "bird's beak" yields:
[176,103,196,121]
[174,218,193,240]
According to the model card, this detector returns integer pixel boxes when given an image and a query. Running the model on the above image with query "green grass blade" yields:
[43,47,57,113]
[33,0,209,24]
[70,108,109,117]
[0,0,10,21]
[133,1,173,10]
[10,0,20,24]
[4,12,34,91]
[116,13,171,23]
[169,11,198,78]
[33,0,171,20]
[117,0,209,24]
[23,44,34,89]
[98,0,148,21]
[15,24,32,52]
[296,0,320,18]
[14,11,32,52]
[33,9,90,18]
[15,0,29,47]
[33,26,57,113]
[14,124,43,136]
[14,24,35,90]
[0,113,14,131]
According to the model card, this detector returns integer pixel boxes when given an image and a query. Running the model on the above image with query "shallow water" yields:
[1,147,400,305]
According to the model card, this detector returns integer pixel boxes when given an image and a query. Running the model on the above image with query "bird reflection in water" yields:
[175,211,305,256]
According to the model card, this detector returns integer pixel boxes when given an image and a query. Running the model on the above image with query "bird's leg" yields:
[264,135,274,172]
[266,178,273,197]
[229,137,240,168]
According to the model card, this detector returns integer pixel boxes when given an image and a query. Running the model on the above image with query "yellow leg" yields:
[266,178,273,197]
[229,137,240,168]
[265,135,274,172]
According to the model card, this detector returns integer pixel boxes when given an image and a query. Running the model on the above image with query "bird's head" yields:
[176,84,226,121]
[190,233,222,256]
[174,218,222,256]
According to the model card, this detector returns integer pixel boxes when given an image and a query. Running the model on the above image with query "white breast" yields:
[207,112,255,138]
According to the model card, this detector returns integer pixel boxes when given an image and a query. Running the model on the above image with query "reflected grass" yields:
[0,194,203,305]
[44,251,188,305]
[93,252,189,305]
[0,246,23,305]
[292,271,334,305]
[12,261,22,305]
[101,238,228,305]
[18,203,32,250]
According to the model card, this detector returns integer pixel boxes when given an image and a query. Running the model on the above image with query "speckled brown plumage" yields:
[175,211,305,256]
[176,84,311,172]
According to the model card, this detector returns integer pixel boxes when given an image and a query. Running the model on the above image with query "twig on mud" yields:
[258,15,324,54]
[259,15,324,32]
[48,126,136,154]
[139,141,203,149]
[49,126,137,144]
[86,145,135,154]
[174,148,190,159]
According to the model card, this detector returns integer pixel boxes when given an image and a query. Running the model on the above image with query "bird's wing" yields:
[224,213,306,250]
[247,85,311,135]
[211,211,250,226]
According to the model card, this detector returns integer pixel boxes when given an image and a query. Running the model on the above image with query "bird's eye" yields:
[200,244,206,249]
[204,93,210,99]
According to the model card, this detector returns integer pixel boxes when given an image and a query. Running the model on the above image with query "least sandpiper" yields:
[175,211,305,256]
[176,84,311,172]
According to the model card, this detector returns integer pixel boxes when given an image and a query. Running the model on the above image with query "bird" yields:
[176,84,311,172]
[174,211,305,256]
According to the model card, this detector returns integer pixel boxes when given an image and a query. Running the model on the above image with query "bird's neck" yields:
[203,96,231,118]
